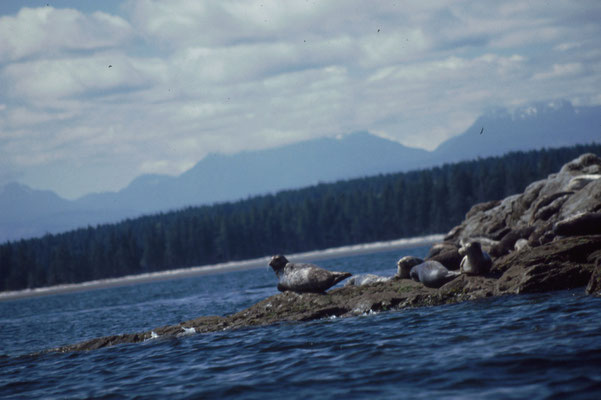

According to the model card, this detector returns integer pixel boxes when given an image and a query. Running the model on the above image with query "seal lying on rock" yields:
[410,260,460,288]
[269,255,352,293]
[347,256,424,287]
[345,274,391,287]
[460,241,492,276]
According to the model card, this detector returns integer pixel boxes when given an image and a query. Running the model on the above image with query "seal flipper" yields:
[410,267,420,282]
[441,270,461,286]
[331,272,352,286]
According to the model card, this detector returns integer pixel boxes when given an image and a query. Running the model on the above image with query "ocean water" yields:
[2,246,601,399]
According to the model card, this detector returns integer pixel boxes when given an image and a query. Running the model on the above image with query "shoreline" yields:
[0,233,443,301]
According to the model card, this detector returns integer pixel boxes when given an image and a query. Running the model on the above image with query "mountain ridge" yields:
[2,100,600,242]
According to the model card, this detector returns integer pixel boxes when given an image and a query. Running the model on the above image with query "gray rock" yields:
[554,212,601,236]
[586,258,601,296]
[426,243,462,270]
[566,174,601,191]
[514,238,529,251]
[444,153,601,250]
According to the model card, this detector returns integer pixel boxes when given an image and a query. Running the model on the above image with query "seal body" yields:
[269,255,351,293]
[345,274,391,287]
[460,241,492,276]
[410,260,459,288]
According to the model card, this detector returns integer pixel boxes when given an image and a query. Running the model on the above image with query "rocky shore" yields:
[54,154,601,353]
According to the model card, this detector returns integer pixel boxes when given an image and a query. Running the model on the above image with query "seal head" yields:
[396,256,424,279]
[269,255,352,293]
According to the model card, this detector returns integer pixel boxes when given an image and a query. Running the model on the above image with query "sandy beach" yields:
[0,234,443,301]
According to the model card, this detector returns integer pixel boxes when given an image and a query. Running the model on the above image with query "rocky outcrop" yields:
[444,153,601,248]
[53,154,601,353]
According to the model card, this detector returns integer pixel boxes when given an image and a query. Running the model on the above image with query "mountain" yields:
[76,132,431,214]
[0,132,430,242]
[1,100,600,243]
[0,183,136,242]
[433,100,601,162]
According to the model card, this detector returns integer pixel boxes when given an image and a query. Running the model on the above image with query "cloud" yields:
[533,63,584,80]
[2,52,159,102]
[2,0,601,198]
[0,7,133,63]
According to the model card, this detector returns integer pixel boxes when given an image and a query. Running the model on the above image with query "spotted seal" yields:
[460,241,492,275]
[396,256,424,279]
[269,255,352,293]
[409,260,460,288]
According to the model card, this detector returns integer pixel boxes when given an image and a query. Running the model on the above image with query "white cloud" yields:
[533,63,584,81]
[2,51,164,103]
[0,7,133,63]
[3,106,75,128]
[1,0,601,197]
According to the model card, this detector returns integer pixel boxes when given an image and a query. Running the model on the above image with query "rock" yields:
[444,153,601,249]
[514,238,529,251]
[557,179,601,219]
[426,243,462,270]
[566,174,601,191]
[54,235,601,353]
[50,154,601,354]
[465,200,500,219]
[586,260,601,296]
[496,261,594,294]
[489,227,534,257]
[426,241,457,258]
[493,235,601,293]
[554,212,601,236]
[559,153,601,174]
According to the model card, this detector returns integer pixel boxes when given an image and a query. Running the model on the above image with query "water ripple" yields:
[2,249,601,399]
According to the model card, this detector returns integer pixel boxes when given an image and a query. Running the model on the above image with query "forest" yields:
[1,143,600,291]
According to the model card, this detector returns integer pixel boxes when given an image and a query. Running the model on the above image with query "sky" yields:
[1,1,600,199]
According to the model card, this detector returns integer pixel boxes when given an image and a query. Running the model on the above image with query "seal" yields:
[269,255,352,293]
[460,241,492,275]
[345,274,391,287]
[396,256,424,279]
[409,260,459,288]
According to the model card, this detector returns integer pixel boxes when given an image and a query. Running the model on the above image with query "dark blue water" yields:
[2,246,601,399]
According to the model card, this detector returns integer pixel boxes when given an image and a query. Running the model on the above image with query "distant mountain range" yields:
[1,100,600,242]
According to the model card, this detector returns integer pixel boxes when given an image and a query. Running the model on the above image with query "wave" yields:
[0,233,443,301]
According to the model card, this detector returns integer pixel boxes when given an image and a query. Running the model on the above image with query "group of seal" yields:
[268,240,492,293]
[409,240,491,287]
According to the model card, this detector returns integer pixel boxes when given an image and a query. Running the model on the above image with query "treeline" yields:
[1,144,600,291]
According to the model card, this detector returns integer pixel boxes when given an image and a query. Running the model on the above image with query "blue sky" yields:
[1,1,600,199]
